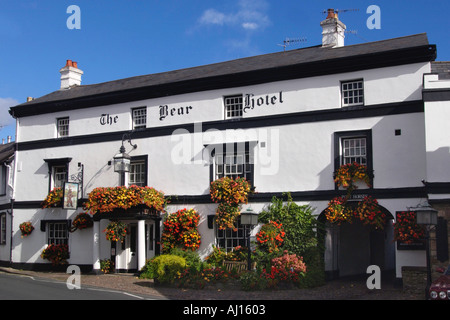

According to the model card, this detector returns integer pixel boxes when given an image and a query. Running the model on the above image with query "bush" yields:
[139,254,186,283]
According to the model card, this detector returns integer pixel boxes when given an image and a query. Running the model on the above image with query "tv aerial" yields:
[277,37,307,52]
[321,8,360,18]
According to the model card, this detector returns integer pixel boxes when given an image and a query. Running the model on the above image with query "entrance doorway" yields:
[116,223,138,272]
[321,206,395,279]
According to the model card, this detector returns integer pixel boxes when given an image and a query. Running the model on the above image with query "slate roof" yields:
[431,61,450,79]
[0,142,15,164]
[10,33,436,117]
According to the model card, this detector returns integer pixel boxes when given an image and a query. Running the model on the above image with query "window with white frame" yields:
[214,151,252,181]
[132,107,147,129]
[341,79,364,107]
[224,95,243,119]
[47,222,68,245]
[57,117,70,137]
[129,160,146,187]
[0,213,6,245]
[342,137,367,165]
[52,166,68,189]
[216,217,251,252]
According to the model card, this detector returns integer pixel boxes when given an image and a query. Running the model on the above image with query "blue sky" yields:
[1,0,449,142]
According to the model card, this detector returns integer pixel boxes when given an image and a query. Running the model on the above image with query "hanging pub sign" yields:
[63,182,79,210]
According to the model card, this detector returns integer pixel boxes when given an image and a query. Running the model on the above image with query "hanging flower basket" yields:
[355,196,386,229]
[393,211,425,244]
[324,196,386,229]
[41,187,63,208]
[334,162,371,192]
[324,196,354,225]
[70,213,93,232]
[41,244,70,266]
[19,221,34,238]
[83,185,165,214]
[161,208,201,253]
[210,177,252,230]
[104,221,128,242]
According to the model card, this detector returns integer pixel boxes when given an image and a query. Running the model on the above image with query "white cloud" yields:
[0,98,18,127]
[199,9,226,26]
[198,0,271,31]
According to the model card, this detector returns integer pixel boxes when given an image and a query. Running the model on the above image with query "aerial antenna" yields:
[277,37,307,52]
[322,8,360,18]
[345,29,369,43]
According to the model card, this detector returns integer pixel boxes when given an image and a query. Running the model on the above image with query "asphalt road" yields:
[0,272,159,300]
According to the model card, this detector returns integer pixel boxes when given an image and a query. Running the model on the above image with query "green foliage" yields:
[139,254,186,283]
[258,194,325,263]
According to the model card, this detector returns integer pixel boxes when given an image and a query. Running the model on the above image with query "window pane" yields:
[341,80,364,107]
[224,95,243,119]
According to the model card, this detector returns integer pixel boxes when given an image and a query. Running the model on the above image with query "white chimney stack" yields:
[320,9,346,48]
[59,60,83,89]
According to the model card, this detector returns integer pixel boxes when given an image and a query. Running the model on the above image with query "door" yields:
[115,223,137,272]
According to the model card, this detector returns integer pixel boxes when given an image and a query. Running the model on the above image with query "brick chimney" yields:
[320,9,346,48]
[59,60,83,89]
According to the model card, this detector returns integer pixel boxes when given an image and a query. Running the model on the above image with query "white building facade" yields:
[3,14,449,282]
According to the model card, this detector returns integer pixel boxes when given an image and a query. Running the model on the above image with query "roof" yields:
[431,61,450,79]
[0,142,15,164]
[10,33,436,117]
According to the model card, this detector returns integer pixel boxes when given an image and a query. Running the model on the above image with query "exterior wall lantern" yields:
[412,201,438,299]
[240,207,259,271]
[113,134,137,174]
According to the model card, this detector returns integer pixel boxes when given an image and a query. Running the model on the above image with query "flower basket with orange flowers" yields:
[41,187,63,208]
[334,162,371,193]
[19,221,34,238]
[256,220,286,253]
[324,196,353,225]
[161,208,201,253]
[104,221,128,242]
[83,185,165,214]
[41,244,70,265]
[210,177,252,230]
[355,196,386,230]
[393,211,426,244]
[70,212,93,232]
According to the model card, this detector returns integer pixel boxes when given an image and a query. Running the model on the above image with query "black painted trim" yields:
[11,187,427,209]
[16,100,424,152]
[423,88,450,101]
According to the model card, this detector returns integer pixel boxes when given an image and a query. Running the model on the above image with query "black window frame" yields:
[44,158,72,192]
[128,155,148,187]
[206,141,256,188]
[334,130,373,189]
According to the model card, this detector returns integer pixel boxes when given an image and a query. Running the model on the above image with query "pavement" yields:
[0,266,424,300]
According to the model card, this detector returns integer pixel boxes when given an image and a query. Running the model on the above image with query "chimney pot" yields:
[60,59,83,89]
[7,136,11,143]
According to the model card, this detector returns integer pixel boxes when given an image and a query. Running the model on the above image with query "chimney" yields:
[59,59,83,89]
[320,9,346,48]
[7,136,11,143]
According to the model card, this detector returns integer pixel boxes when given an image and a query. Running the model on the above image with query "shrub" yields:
[139,254,186,283]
